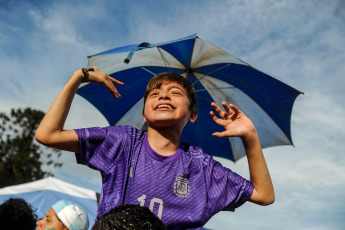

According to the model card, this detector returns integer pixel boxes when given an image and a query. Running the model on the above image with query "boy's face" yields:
[143,81,197,130]
[36,208,68,230]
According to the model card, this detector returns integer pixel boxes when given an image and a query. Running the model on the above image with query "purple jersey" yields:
[75,125,253,230]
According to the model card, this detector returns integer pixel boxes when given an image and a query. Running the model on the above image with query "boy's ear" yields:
[189,111,197,123]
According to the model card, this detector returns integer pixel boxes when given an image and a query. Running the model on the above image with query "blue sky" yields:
[1,0,345,229]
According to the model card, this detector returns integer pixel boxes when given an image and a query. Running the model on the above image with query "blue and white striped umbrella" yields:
[77,34,302,162]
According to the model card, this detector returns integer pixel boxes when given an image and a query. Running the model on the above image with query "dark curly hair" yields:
[92,204,166,230]
[0,198,37,230]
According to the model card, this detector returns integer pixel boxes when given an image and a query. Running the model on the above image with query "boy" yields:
[35,67,274,230]
[36,200,89,230]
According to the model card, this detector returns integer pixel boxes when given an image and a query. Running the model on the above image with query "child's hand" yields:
[210,102,257,140]
[86,66,124,98]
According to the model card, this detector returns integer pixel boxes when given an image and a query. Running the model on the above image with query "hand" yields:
[210,102,256,140]
[211,102,274,205]
[86,66,124,98]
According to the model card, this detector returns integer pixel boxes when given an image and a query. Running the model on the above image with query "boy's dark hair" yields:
[0,198,37,230]
[92,204,166,230]
[143,72,197,113]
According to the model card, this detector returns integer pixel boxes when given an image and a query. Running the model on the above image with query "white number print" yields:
[137,195,164,219]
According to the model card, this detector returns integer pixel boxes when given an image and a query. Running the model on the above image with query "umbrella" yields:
[76,34,302,162]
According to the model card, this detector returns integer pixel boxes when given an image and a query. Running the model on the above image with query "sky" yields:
[1,0,345,229]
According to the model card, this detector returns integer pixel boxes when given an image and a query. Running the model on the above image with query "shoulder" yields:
[181,143,232,173]
[104,125,140,133]
[75,125,145,137]
[115,125,147,140]
[180,143,214,166]
[114,125,146,134]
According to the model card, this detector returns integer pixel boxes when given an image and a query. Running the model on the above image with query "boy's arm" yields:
[210,102,275,205]
[35,67,123,152]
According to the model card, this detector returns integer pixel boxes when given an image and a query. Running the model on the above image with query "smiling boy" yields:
[142,73,198,156]
[36,68,274,230]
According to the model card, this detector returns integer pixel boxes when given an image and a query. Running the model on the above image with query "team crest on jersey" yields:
[174,174,190,198]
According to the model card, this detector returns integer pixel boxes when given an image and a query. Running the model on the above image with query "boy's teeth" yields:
[158,104,172,109]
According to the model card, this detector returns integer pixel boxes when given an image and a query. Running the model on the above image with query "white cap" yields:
[51,200,89,230]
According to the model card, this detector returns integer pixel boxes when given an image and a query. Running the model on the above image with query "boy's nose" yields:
[159,92,170,100]
[36,219,42,227]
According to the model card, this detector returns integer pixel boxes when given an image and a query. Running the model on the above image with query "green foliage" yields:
[0,108,62,188]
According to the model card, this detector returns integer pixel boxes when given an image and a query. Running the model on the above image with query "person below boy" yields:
[35,67,275,230]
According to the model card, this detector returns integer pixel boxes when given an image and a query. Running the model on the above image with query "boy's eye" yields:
[171,90,184,95]
[150,92,158,96]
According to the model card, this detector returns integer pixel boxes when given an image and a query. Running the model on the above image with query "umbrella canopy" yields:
[77,34,302,162]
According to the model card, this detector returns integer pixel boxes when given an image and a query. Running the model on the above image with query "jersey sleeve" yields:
[74,126,129,173]
[205,157,254,213]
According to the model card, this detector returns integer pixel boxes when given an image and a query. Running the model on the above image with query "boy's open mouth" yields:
[155,103,175,110]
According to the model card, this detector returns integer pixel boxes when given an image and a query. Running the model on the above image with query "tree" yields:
[0,108,62,188]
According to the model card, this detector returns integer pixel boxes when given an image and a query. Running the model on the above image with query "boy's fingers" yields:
[104,81,121,98]
[105,76,123,98]
[210,102,218,110]
[109,77,124,85]
[210,111,226,126]
[212,132,228,138]
[229,104,240,114]
[111,88,121,98]
[211,102,227,118]
[210,111,220,123]
[210,111,219,120]
[222,102,234,115]
[112,87,121,98]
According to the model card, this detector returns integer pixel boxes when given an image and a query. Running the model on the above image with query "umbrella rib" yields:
[192,64,232,86]
[195,95,216,103]
[157,47,173,72]
[195,86,236,93]
[141,67,157,76]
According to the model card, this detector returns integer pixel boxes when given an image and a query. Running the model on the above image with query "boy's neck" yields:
[147,127,181,156]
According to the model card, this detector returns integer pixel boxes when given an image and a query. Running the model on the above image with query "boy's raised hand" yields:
[211,101,275,205]
[35,67,124,153]
[210,102,256,139]
[87,66,124,98]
